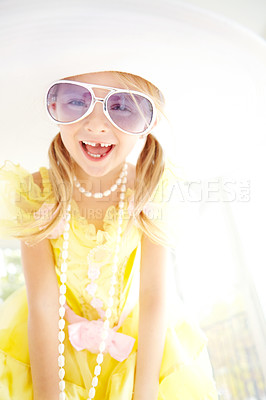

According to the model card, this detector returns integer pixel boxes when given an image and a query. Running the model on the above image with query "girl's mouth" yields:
[80,140,115,161]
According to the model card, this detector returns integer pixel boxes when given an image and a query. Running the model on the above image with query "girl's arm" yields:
[132,234,170,400]
[21,238,60,400]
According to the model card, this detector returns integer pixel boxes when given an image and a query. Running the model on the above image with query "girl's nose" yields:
[82,101,110,132]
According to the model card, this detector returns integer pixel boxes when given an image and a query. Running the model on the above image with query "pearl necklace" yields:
[58,163,128,400]
[73,164,128,198]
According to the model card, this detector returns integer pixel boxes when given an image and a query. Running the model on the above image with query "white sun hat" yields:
[1,0,266,177]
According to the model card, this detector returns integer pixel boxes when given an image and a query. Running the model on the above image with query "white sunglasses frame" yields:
[45,80,157,136]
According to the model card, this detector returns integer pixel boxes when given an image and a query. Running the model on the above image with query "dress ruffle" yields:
[0,160,54,239]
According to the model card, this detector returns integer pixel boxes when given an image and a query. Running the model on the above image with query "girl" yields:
[0,69,218,400]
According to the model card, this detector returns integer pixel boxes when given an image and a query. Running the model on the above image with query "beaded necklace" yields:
[58,163,128,400]
[73,166,126,198]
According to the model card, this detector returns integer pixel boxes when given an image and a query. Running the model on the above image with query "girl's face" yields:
[59,71,146,179]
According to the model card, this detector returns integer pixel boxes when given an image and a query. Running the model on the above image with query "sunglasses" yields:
[45,80,157,136]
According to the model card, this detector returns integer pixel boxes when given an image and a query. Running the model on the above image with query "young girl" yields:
[0,70,218,400]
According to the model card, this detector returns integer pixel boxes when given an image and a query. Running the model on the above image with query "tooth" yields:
[83,141,96,146]
[100,143,112,147]
[87,152,101,158]
[83,140,113,147]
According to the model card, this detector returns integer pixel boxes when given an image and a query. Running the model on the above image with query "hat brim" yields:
[1,0,266,177]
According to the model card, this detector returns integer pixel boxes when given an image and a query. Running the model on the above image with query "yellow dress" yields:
[0,160,218,400]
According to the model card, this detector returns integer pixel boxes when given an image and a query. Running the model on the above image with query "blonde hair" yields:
[16,71,170,247]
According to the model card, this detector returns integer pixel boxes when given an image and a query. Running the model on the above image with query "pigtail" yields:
[13,134,74,246]
[123,134,170,247]
[48,133,74,207]
[134,133,164,213]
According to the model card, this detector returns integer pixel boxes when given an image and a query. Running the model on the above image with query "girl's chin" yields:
[78,160,124,179]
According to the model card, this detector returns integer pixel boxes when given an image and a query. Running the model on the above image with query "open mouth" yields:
[80,140,115,160]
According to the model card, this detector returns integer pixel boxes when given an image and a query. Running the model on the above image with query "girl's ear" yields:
[152,116,159,133]
[139,134,146,139]
[139,117,158,139]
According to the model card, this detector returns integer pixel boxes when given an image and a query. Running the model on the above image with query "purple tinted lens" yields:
[47,83,92,123]
[107,92,153,134]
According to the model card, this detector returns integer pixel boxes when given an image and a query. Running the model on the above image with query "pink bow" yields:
[64,305,135,362]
